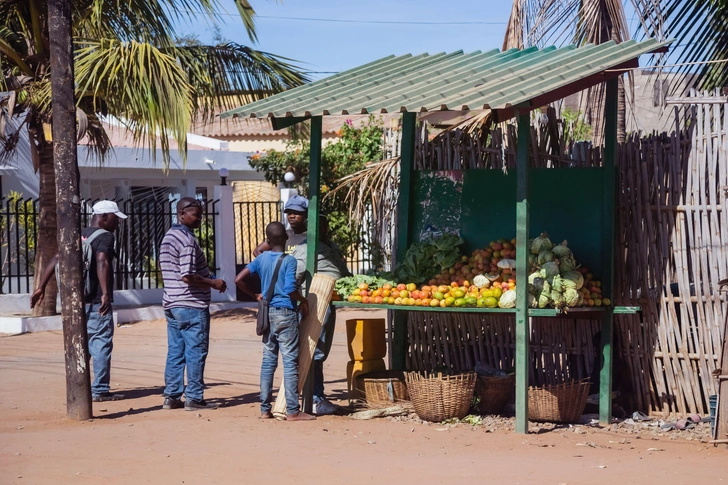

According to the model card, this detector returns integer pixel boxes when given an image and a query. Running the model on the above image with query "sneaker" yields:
[92,393,125,402]
[312,398,338,416]
[184,399,219,411]
[163,397,184,410]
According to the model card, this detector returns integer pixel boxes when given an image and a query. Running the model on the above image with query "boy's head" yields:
[265,221,288,247]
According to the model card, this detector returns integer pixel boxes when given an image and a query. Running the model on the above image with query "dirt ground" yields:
[1,307,726,485]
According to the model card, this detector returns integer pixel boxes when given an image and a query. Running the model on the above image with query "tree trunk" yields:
[49,0,92,420]
[31,124,58,316]
[617,75,626,143]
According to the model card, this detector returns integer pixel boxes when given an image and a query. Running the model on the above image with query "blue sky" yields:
[178,1,655,81]
[179,1,525,79]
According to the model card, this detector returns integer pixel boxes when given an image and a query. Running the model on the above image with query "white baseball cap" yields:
[92,200,128,219]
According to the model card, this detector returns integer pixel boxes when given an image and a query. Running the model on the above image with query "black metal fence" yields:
[234,201,282,265]
[233,200,376,273]
[1,196,219,294]
[0,196,38,294]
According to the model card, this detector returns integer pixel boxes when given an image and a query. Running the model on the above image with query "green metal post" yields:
[302,115,322,414]
[599,79,618,424]
[392,112,417,370]
[515,110,531,434]
[305,115,322,281]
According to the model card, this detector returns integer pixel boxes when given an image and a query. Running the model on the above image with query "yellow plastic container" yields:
[346,359,386,396]
[346,318,386,361]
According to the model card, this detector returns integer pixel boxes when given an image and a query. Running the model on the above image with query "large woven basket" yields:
[355,371,409,408]
[405,372,476,422]
[528,380,590,423]
[474,375,514,415]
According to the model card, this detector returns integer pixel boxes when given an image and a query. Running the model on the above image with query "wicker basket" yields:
[405,372,477,422]
[355,371,409,408]
[474,375,514,415]
[528,380,590,423]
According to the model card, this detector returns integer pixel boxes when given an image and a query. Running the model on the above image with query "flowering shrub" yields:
[248,116,384,254]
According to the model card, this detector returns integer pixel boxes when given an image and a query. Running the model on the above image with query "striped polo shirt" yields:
[160,224,211,309]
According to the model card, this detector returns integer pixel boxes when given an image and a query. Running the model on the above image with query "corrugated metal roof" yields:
[221,39,668,121]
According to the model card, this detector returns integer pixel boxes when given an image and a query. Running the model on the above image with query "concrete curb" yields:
[0,301,257,335]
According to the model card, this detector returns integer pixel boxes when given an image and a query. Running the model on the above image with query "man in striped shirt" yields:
[159,197,227,411]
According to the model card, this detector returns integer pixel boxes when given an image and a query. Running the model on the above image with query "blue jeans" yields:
[164,307,210,401]
[260,307,300,414]
[313,305,336,402]
[86,303,114,396]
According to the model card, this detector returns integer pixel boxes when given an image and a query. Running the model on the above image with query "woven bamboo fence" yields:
[405,94,727,416]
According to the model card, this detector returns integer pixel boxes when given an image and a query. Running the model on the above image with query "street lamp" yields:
[219,167,229,186]
[284,171,296,188]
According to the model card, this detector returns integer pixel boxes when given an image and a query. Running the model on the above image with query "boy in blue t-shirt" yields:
[235,222,315,421]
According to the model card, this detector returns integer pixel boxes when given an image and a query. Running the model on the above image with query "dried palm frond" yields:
[327,157,400,269]
[327,157,399,224]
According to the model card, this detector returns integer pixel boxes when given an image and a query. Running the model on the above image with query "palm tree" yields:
[632,0,728,92]
[502,0,630,145]
[0,0,309,315]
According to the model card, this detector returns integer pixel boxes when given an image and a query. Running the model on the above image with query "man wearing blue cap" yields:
[254,194,309,256]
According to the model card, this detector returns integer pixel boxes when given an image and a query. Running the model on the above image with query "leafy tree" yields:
[248,117,384,255]
[0,0,309,315]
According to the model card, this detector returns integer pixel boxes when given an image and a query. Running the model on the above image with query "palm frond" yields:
[233,0,258,43]
[633,0,728,91]
[327,157,400,225]
[174,42,310,123]
[75,39,193,167]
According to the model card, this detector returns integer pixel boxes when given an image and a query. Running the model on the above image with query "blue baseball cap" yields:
[284,195,308,213]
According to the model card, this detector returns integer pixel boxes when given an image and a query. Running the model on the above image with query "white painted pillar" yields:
[180,178,197,199]
[211,183,235,302]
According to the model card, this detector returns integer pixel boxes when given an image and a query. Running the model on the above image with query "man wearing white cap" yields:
[31,200,127,402]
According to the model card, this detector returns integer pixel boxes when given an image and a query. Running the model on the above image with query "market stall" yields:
[222,38,667,433]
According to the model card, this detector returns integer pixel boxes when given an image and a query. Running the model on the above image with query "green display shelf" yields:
[333,301,640,316]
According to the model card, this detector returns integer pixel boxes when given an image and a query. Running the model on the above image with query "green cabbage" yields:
[550,290,565,308]
[530,232,553,255]
[563,288,580,307]
[561,271,584,290]
[551,274,564,293]
[552,240,572,259]
[538,293,550,308]
[473,274,489,288]
[529,272,546,295]
[498,289,517,308]
[529,293,538,308]
[541,261,560,279]
[538,250,555,265]
[559,256,577,273]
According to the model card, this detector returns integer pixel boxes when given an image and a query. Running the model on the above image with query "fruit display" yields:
[336,232,610,310]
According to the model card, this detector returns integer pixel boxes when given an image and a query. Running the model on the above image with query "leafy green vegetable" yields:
[334,275,394,298]
[388,233,463,284]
